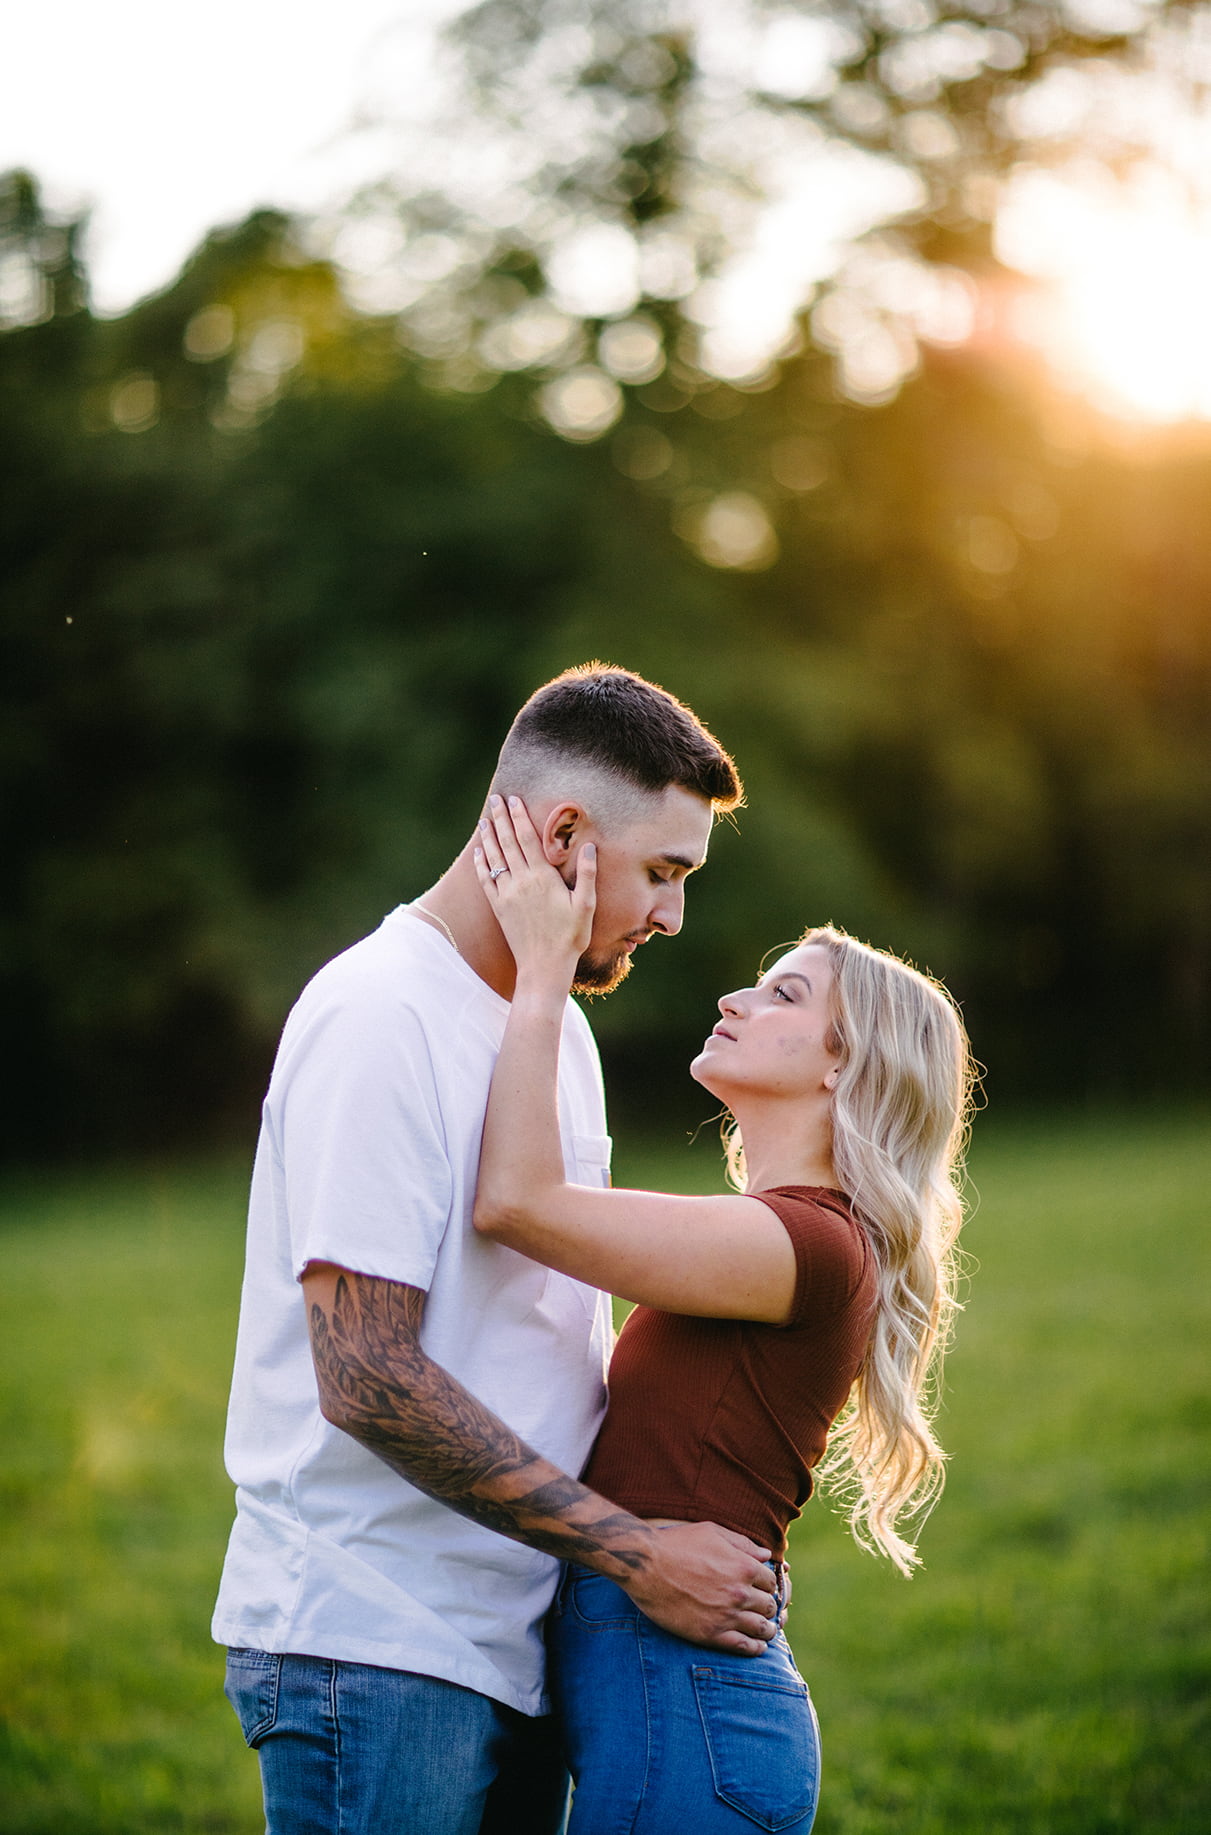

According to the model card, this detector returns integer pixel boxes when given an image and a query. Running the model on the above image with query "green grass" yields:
[620,1113,1211,1835]
[2,1113,1208,1832]
[0,1159,259,1834]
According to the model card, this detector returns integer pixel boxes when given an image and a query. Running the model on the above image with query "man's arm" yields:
[303,1262,777,1655]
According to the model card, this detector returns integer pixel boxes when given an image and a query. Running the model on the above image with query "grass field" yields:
[1,1111,1207,1833]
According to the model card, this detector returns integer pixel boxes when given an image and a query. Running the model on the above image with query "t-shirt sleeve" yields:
[750,1191,870,1328]
[268,978,453,1288]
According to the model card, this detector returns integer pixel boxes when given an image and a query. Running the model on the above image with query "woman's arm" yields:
[473,800,796,1323]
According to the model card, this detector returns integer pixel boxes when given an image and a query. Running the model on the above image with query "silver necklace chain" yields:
[408,901,462,958]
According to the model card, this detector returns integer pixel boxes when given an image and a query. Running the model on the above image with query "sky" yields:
[1,0,458,313]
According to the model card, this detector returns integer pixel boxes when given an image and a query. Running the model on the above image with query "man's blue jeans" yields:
[550,1566,821,1834]
[225,1649,569,1834]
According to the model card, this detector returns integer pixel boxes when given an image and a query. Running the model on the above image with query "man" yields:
[213,664,778,1834]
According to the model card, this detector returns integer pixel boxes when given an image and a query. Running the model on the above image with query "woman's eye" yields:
[773,983,794,1002]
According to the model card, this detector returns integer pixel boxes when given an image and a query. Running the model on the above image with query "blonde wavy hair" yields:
[726,925,975,1575]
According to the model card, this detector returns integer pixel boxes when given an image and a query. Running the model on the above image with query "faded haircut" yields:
[492,663,743,822]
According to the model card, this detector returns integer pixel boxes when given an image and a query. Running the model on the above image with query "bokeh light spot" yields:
[539,366,623,441]
[0,252,50,328]
[965,515,1020,576]
[110,373,159,433]
[770,436,829,492]
[547,225,641,320]
[246,319,304,375]
[598,316,664,384]
[612,425,674,480]
[679,492,779,570]
[183,304,235,361]
[479,300,581,372]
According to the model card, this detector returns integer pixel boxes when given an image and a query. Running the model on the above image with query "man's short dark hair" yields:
[498,663,743,812]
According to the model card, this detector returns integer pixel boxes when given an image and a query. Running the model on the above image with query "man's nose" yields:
[650,880,686,937]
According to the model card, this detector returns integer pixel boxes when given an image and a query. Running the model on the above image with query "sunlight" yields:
[998,164,1211,423]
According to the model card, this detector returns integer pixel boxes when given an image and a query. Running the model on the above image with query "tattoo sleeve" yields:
[307,1272,652,1575]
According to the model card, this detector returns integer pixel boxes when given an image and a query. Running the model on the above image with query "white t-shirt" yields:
[211,907,614,1716]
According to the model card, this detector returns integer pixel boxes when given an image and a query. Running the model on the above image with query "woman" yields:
[473,799,973,1834]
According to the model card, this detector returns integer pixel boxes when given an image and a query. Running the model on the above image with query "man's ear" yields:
[542,803,586,865]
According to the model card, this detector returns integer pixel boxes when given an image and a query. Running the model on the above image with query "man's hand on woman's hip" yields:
[620,1520,778,1657]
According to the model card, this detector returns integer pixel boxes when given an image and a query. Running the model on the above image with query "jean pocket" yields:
[567,1568,636,1629]
[224,1648,282,1749]
[692,1665,820,1831]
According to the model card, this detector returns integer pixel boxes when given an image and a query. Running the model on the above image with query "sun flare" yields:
[997,166,1211,424]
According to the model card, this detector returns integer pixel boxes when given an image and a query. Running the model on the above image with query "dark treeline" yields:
[3,174,1208,1157]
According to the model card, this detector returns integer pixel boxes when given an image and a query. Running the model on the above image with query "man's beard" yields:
[571,946,634,997]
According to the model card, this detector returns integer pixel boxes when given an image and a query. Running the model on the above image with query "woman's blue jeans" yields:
[225,1649,569,1834]
[550,1565,822,1834]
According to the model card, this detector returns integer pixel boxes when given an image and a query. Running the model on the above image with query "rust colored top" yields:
[581,1188,877,1558]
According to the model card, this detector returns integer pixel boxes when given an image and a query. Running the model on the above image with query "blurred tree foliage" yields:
[443,0,1174,233]
[2,163,1208,1156]
[356,0,1205,409]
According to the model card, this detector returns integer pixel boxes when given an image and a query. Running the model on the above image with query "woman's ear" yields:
[824,1066,841,1090]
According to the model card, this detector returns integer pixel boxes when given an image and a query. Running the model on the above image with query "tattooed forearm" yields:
[307,1271,652,1575]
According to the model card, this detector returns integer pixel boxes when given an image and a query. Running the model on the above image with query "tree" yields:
[338,0,1203,408]
[3,159,1208,1159]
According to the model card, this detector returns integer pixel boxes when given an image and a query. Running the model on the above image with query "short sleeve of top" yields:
[264,959,453,1290]
[581,1187,877,1555]
[756,1186,872,1326]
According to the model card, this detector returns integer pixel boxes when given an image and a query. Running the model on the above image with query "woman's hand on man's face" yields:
[475,795,597,979]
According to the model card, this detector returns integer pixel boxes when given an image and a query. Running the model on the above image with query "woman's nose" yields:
[718,989,747,1017]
